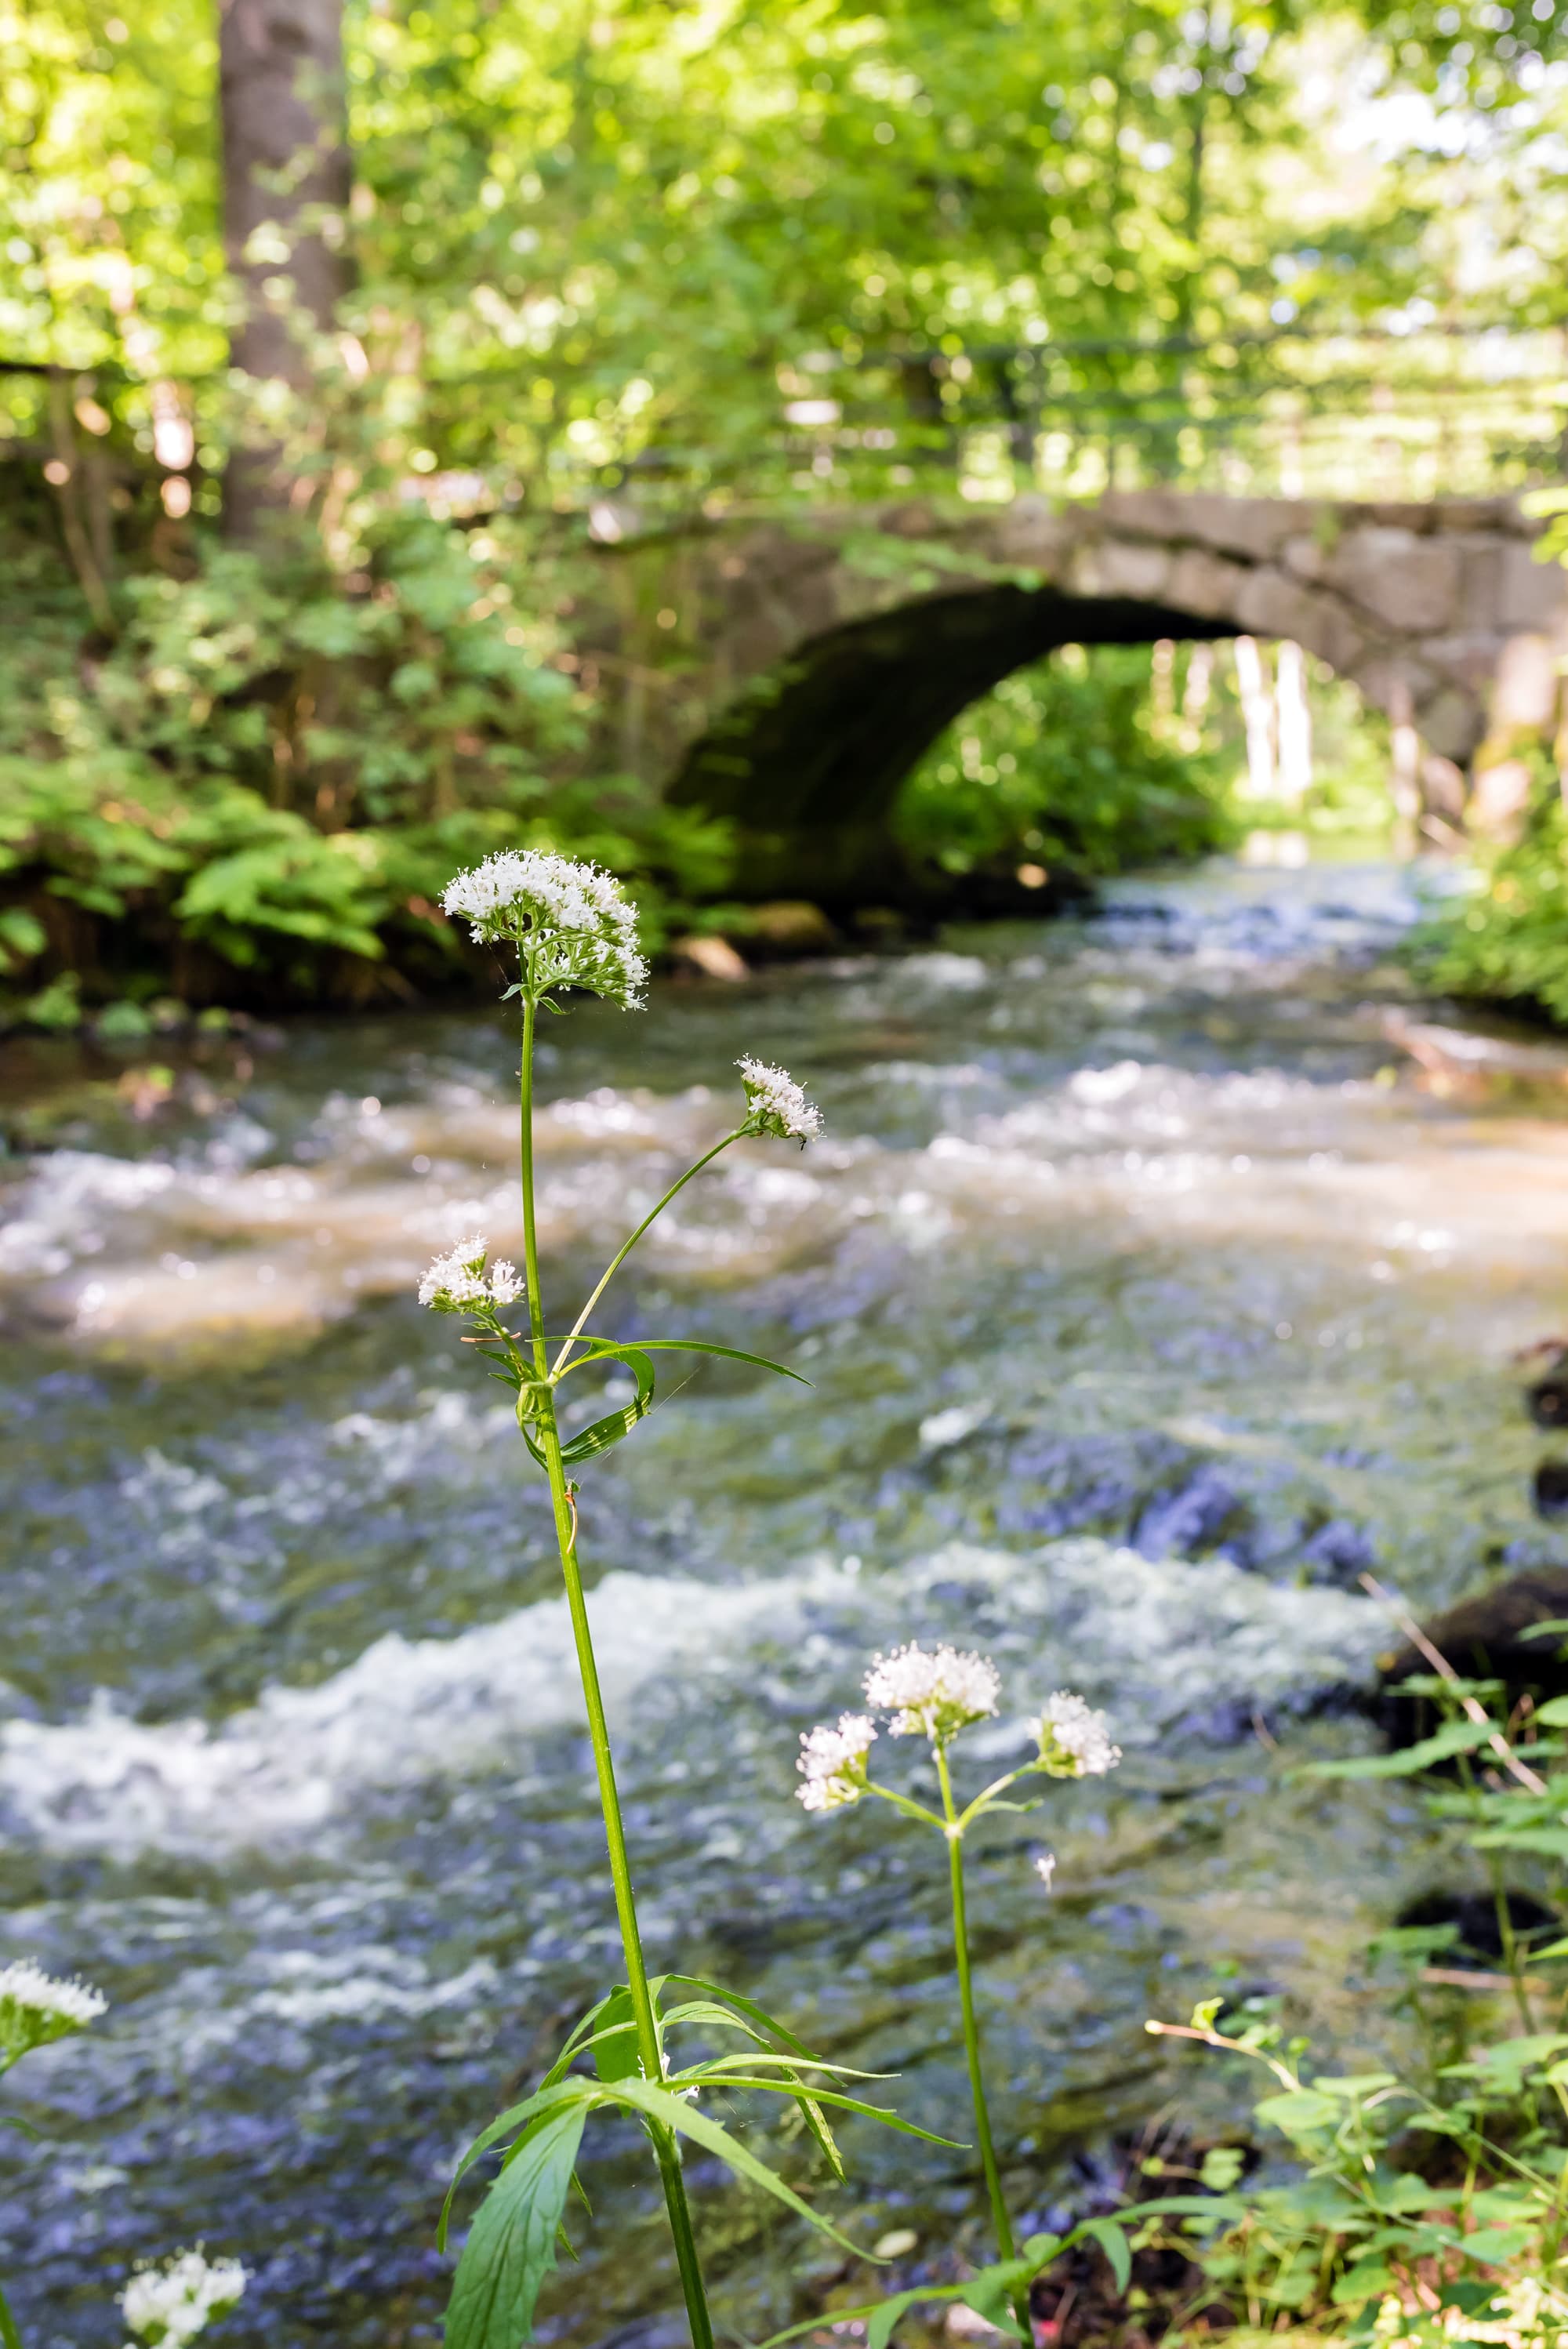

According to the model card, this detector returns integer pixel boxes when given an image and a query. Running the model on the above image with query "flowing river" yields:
[4,859,1568,2347]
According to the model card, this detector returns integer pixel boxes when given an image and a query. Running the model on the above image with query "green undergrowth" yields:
[894,643,1236,884]
[1410,775,1568,1026]
[0,529,735,1026]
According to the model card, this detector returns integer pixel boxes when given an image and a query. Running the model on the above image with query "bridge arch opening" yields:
[666,583,1320,906]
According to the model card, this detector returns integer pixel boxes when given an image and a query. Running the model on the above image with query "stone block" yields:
[1324,526,1461,633]
[986,499,1073,572]
[1233,567,1364,673]
[1430,496,1533,534]
[1499,543,1568,630]
[1075,536,1174,601]
[1167,546,1250,619]
[1424,633,1509,692]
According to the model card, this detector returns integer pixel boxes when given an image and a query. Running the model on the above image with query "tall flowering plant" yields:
[782,1647,1131,2347]
[426,853,938,2349]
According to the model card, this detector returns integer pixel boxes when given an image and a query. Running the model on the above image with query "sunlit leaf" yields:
[445,2102,588,2349]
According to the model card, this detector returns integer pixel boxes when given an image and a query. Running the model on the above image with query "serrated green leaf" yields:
[445,2101,589,2349]
[439,2082,593,2250]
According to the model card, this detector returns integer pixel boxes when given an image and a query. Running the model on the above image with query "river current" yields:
[4,862,1568,2346]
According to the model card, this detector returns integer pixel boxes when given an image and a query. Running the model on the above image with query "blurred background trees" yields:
[2,0,1567,1018]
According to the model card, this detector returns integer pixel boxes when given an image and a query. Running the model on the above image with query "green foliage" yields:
[1410,783,1568,1024]
[0,530,733,1013]
[894,645,1234,882]
[1152,1663,1568,2344]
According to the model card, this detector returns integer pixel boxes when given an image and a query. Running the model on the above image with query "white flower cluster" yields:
[796,1713,877,1812]
[862,1643,1000,1746]
[441,850,648,1007]
[1033,1691,1121,1778]
[417,1235,523,1316]
[0,1959,107,2060]
[122,2250,246,2347]
[736,1058,822,1142]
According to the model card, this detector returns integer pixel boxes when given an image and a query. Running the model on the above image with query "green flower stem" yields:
[0,2279,21,2349]
[517,997,716,2349]
[550,1130,743,1377]
[934,1746,1031,2344]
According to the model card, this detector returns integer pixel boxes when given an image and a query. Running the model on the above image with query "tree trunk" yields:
[219,0,350,539]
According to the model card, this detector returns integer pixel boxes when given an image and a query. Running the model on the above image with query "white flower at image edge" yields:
[440,849,648,1007]
[797,1713,877,1811]
[121,2249,246,2347]
[417,1235,523,1316]
[862,1642,1000,1744]
[1034,1690,1121,1778]
[736,1057,823,1142]
[0,1959,107,2060]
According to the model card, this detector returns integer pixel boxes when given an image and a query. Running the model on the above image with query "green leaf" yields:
[624,1338,811,1387]
[1300,1719,1497,1778]
[439,2083,589,2249]
[445,2101,589,2349]
[1075,2215,1131,2295]
[557,1345,656,1464]
[1461,2226,1535,2267]
[866,2289,936,2349]
[592,1985,644,2083]
[604,2076,875,2254]
[1531,1694,1568,1724]
[679,2075,957,2144]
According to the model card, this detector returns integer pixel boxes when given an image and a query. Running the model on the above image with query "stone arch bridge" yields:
[597,489,1568,902]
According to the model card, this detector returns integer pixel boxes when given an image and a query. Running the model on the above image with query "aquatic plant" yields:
[791,1643,1126,2342]
[426,848,937,2349]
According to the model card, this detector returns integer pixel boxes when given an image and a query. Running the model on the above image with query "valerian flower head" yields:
[0,1959,107,2061]
[440,849,648,1007]
[417,1236,521,1317]
[736,1058,823,1143]
[1033,1691,1121,1778]
[862,1643,1000,1745]
[796,1714,877,1813]
[122,2250,246,2347]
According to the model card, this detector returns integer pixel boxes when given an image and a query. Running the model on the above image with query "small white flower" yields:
[797,1713,877,1812]
[862,1643,1000,1745]
[122,2250,246,2347]
[441,849,648,1007]
[1034,1691,1120,1778]
[0,1959,107,2060]
[1033,1853,1057,1893]
[487,1259,524,1306]
[736,1057,823,1142]
[416,1236,521,1318]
